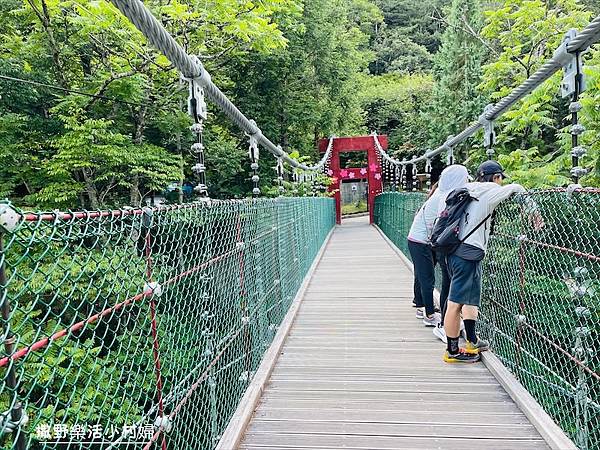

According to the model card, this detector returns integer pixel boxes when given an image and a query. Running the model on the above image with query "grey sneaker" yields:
[423,312,441,327]
[415,308,424,319]
[465,337,489,354]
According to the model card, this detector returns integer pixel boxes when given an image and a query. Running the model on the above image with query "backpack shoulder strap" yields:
[460,213,492,243]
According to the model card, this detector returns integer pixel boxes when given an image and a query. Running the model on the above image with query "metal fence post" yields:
[573,266,591,450]
[270,199,283,339]
[142,208,168,450]
[236,204,252,385]
[514,235,527,382]
[0,204,26,450]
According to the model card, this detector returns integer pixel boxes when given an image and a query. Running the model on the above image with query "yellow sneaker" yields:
[465,338,489,354]
[443,350,480,363]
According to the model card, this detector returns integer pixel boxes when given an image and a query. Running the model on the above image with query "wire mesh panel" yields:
[0,197,335,449]
[373,192,443,293]
[374,190,600,450]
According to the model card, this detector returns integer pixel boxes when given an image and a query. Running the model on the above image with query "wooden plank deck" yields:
[238,216,549,450]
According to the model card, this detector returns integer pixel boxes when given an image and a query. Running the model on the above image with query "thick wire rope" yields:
[370,15,600,167]
[110,0,333,172]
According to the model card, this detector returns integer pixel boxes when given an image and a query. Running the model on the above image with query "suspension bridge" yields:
[0,0,598,449]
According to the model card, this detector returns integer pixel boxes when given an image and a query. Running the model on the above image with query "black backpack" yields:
[430,188,490,255]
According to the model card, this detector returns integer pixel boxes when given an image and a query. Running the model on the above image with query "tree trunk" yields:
[29,0,68,88]
[81,170,99,210]
[130,174,140,206]
[177,131,184,203]
[130,93,149,207]
[177,95,184,203]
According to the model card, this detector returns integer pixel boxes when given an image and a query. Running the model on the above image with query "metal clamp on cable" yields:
[571,146,587,158]
[570,166,588,179]
[478,104,496,158]
[186,57,208,122]
[0,408,28,435]
[0,203,20,233]
[555,29,585,98]
[247,120,261,197]
[142,207,153,228]
[441,137,455,166]
[154,415,173,434]
[192,163,206,175]
[144,281,163,297]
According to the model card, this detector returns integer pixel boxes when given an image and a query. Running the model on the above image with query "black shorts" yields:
[447,254,482,306]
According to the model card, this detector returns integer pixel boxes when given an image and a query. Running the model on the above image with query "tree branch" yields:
[430,11,499,58]
[27,0,68,88]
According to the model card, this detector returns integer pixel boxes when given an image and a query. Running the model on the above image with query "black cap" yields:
[477,160,506,180]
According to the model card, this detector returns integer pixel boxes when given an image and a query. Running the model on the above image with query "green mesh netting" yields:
[375,190,600,450]
[0,197,335,449]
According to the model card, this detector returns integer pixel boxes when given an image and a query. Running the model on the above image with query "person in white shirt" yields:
[407,165,470,327]
[443,160,543,363]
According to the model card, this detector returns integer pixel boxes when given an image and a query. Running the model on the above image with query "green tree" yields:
[227,0,379,163]
[359,73,434,155]
[0,0,305,207]
[369,0,445,75]
[428,0,486,149]
[479,0,593,187]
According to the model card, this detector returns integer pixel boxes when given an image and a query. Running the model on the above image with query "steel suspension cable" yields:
[110,0,332,172]
[373,14,600,167]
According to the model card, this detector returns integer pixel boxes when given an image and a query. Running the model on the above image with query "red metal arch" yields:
[319,135,387,224]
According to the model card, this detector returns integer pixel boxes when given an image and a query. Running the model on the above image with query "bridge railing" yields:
[374,190,600,450]
[0,197,334,449]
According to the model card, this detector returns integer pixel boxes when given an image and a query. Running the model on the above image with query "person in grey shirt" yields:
[443,160,543,363]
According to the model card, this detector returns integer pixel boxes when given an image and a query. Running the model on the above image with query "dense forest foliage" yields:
[1,0,600,210]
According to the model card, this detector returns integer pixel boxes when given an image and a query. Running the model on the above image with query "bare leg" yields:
[444,300,462,338]
[462,305,478,320]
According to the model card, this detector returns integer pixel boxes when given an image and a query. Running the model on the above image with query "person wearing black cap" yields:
[443,160,542,363]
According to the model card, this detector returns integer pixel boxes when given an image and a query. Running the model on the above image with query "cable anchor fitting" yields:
[554,29,585,99]
[186,56,208,122]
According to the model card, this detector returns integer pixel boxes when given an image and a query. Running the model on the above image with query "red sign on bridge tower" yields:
[318,135,387,225]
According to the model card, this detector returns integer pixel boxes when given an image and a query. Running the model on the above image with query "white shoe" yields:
[423,312,441,327]
[433,324,447,343]
[416,308,424,319]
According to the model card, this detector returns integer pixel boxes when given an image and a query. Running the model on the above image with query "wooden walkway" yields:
[238,216,550,449]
